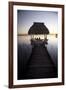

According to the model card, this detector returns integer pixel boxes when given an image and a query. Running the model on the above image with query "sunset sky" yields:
[17,10,58,35]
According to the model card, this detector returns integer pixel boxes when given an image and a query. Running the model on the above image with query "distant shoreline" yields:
[18,34,58,36]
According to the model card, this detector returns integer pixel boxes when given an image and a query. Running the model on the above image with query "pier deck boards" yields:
[24,44,57,79]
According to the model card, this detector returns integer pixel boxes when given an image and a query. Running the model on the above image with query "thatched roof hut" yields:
[28,22,49,35]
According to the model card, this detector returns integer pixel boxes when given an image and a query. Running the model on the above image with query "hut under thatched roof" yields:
[28,22,49,35]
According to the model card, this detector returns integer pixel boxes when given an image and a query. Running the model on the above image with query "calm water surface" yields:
[18,35,58,66]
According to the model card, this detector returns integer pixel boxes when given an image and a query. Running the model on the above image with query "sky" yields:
[17,10,58,34]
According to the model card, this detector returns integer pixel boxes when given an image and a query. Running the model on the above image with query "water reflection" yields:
[18,35,58,65]
[17,35,58,79]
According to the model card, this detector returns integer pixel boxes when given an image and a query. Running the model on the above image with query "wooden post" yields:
[46,35,47,39]
[45,34,47,39]
[44,36,45,38]
[31,35,32,39]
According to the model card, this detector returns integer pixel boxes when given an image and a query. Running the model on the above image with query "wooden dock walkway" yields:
[24,45,58,79]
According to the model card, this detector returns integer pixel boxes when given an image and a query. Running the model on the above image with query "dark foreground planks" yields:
[18,44,58,80]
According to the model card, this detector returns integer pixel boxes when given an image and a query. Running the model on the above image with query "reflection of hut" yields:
[28,22,49,40]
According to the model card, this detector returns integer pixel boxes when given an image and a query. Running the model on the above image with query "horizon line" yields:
[17,33,58,36]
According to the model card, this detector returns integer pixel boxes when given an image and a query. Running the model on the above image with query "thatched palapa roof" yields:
[28,22,49,35]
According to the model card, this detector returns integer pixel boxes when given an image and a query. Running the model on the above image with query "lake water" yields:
[18,35,58,67]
